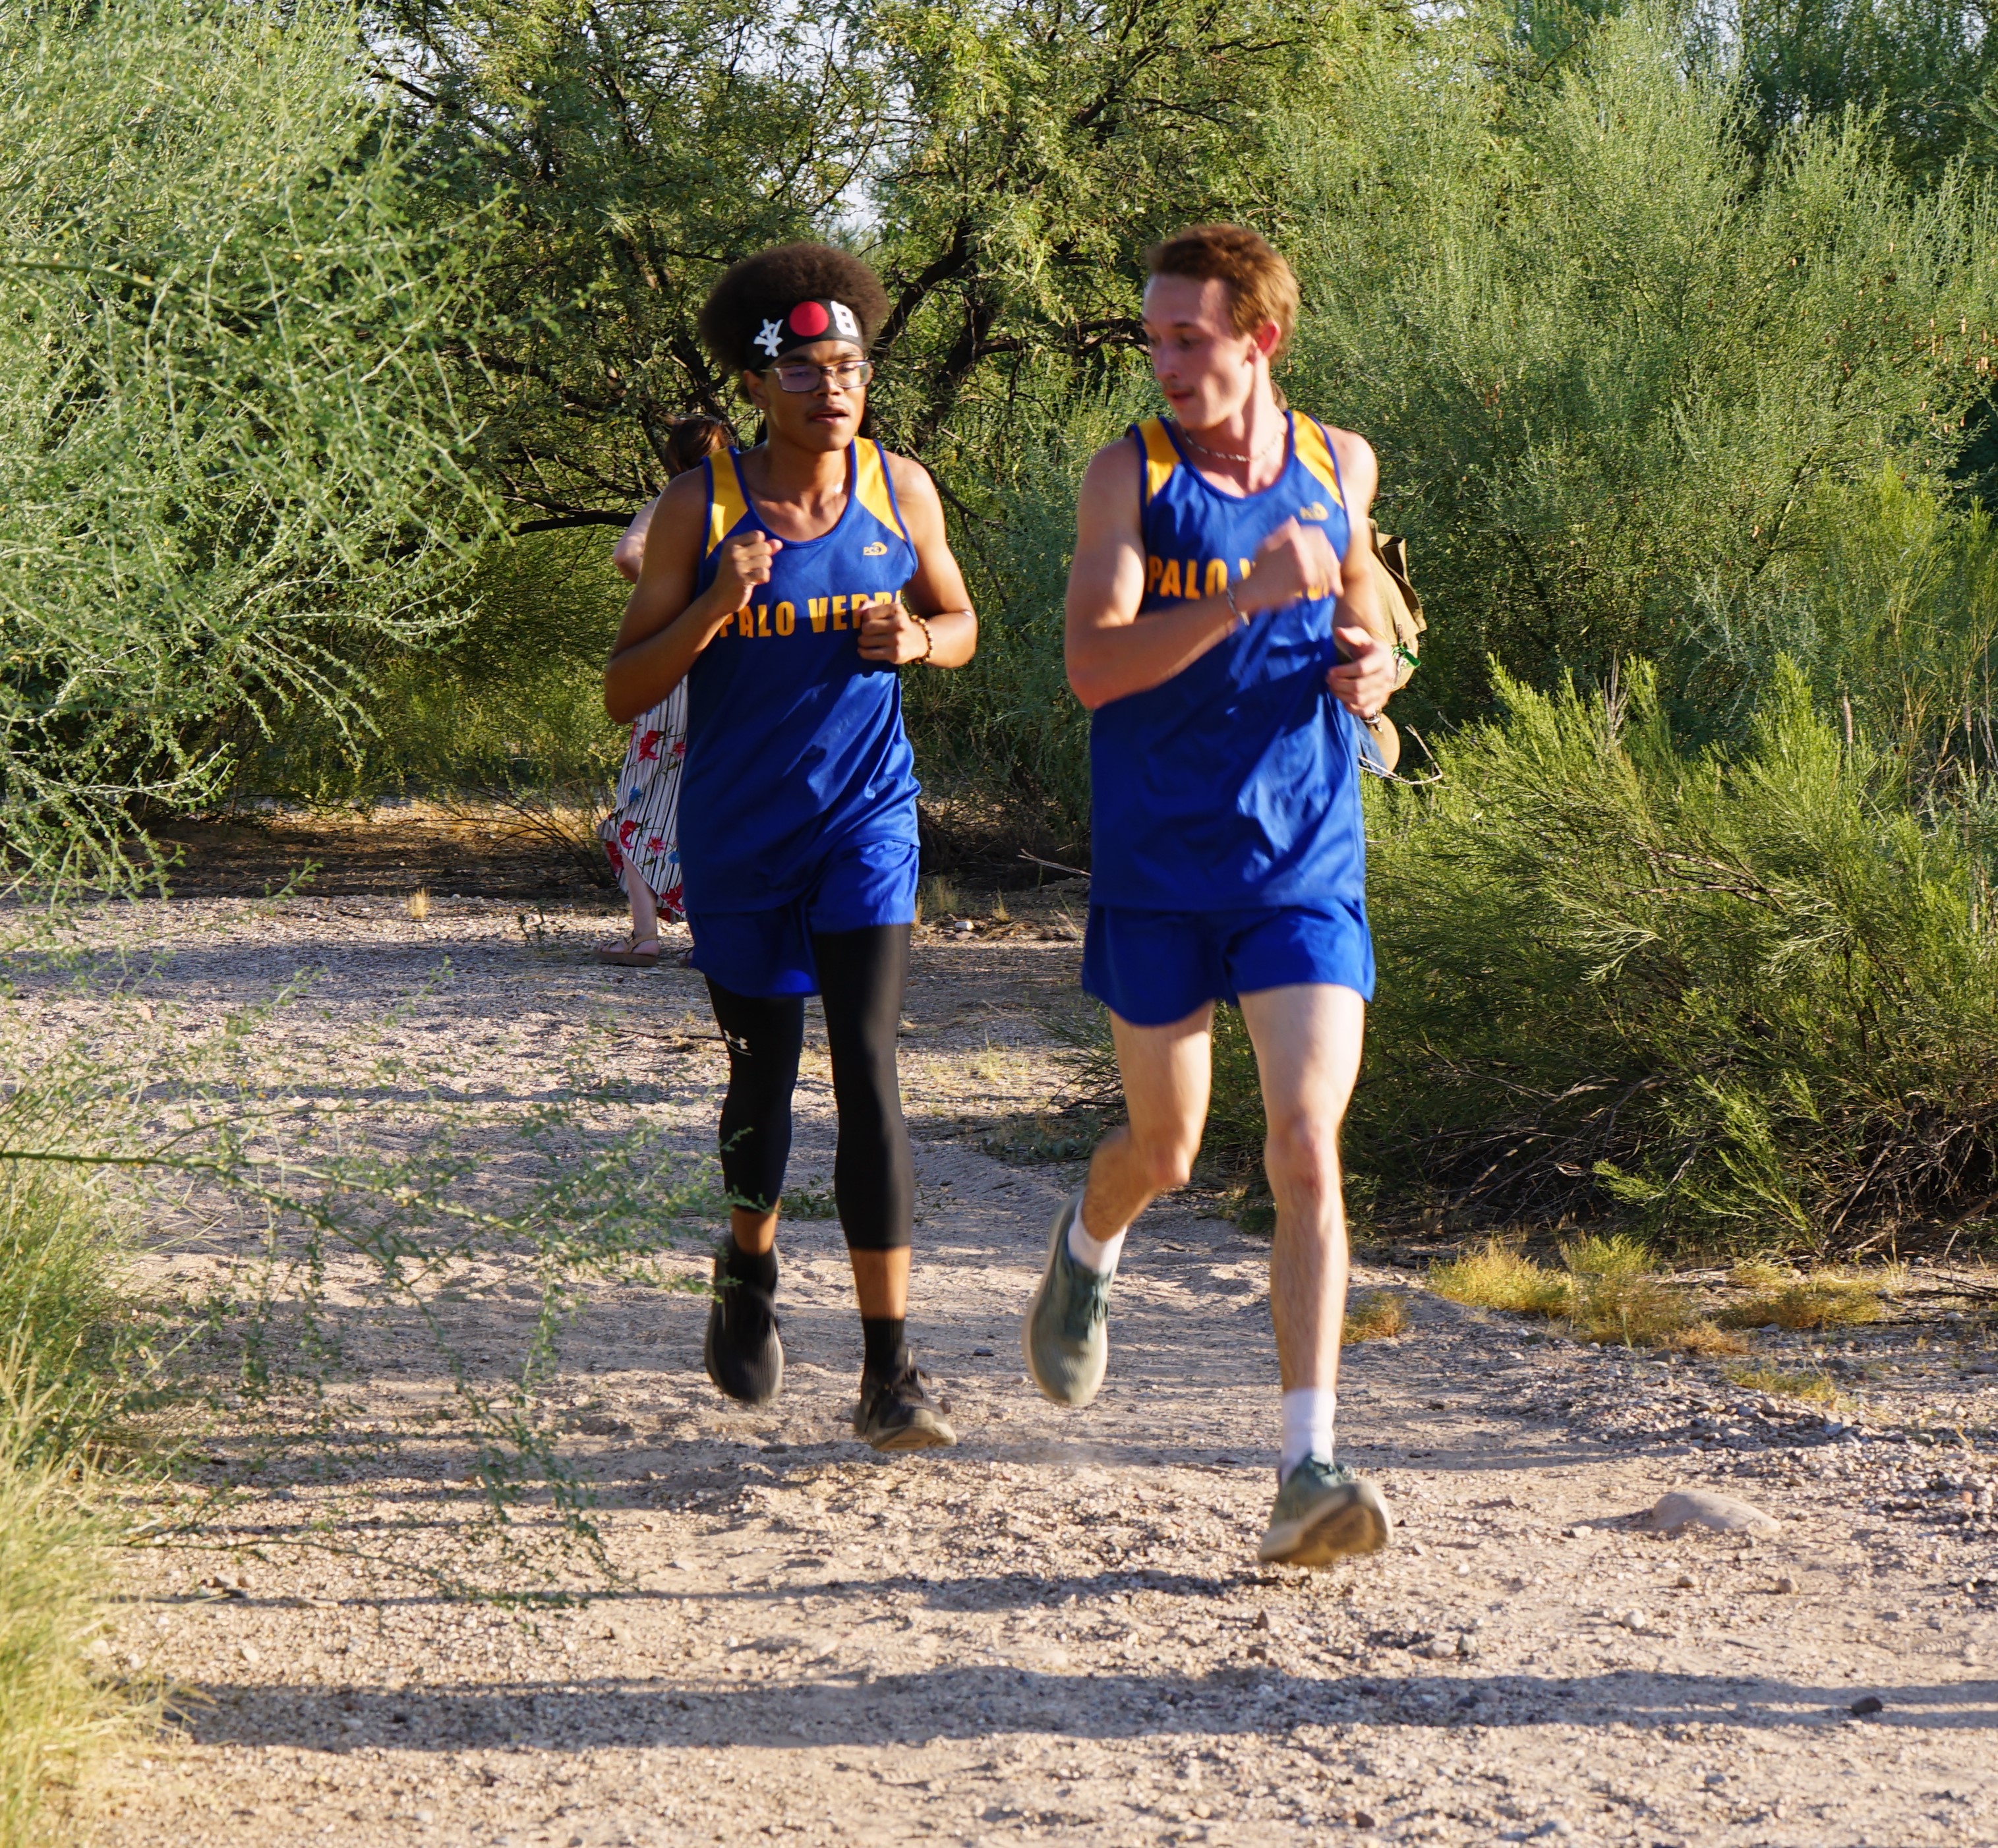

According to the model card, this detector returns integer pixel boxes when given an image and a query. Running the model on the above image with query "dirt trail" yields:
[42,892,1998,1847]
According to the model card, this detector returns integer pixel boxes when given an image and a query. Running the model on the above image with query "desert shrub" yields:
[1280,7,1998,739]
[0,1379,128,1848]
[1350,659,1998,1255]
[0,0,494,886]
[1724,1361,1842,1404]
[244,529,629,807]
[902,388,1149,862]
[0,1105,140,1839]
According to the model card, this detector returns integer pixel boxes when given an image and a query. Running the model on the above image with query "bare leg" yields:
[730,1205,777,1256]
[848,1248,909,1320]
[627,872,661,945]
[726,1215,906,1317]
[1236,984,1366,1392]
[1080,1003,1216,1240]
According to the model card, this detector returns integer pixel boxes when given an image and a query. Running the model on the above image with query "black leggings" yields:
[707,925,913,1252]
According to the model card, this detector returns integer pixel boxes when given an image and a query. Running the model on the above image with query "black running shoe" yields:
[852,1360,956,1453]
[703,1246,782,1405]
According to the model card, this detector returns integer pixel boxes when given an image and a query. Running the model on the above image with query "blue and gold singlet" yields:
[678,440,921,912]
[1088,412,1365,911]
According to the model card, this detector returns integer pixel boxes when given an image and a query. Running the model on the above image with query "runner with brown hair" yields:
[1024,223,1400,1561]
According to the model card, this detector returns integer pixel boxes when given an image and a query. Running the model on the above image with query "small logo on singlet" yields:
[862,541,888,556]
[1300,502,1330,521]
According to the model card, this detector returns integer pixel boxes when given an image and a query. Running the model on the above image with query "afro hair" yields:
[699,243,891,373]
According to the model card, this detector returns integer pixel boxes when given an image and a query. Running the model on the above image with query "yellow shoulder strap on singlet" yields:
[705,450,749,557]
[1289,415,1346,505]
[1135,417,1179,505]
[852,439,909,540]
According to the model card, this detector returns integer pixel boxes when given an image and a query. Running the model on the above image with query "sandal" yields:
[596,935,661,968]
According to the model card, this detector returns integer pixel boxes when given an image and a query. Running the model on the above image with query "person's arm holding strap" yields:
[1323,430,1396,722]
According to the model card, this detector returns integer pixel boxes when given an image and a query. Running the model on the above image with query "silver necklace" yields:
[1178,420,1288,465]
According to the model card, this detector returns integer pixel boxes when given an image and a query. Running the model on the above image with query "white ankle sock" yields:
[1065,1200,1127,1278]
[1279,1387,1336,1482]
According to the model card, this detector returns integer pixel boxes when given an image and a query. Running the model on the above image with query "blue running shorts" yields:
[687,838,920,998]
[1080,900,1375,1027]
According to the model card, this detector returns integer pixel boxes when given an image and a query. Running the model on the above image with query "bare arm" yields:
[1063,439,1388,712]
[856,454,978,668]
[611,495,662,584]
[603,471,778,724]
[1322,429,1396,721]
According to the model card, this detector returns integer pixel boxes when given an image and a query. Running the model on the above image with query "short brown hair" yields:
[1145,224,1299,363]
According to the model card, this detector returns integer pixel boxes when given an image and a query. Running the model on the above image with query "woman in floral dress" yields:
[596,417,732,966]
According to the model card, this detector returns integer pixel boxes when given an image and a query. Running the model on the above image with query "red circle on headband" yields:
[787,301,831,337]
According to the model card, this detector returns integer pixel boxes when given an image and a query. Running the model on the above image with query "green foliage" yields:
[246,530,628,805]
[1736,0,1998,186]
[1350,659,1998,1253]
[374,0,875,523]
[371,0,1351,525]
[900,388,1146,856]
[1281,7,1998,732]
[0,0,494,888]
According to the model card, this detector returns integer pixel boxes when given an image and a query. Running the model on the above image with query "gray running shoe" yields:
[1022,1189,1113,1407]
[853,1361,956,1453]
[1256,1456,1394,1566]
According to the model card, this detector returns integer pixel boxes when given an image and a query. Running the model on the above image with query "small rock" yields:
[1252,1611,1272,1632]
[1620,1609,1651,1633]
[237,1643,260,1665]
[1773,1574,1798,1594]
[1672,1572,1697,1589]
[1850,1694,1885,1716]
[1455,1632,1481,1658]
[1637,1488,1778,1535]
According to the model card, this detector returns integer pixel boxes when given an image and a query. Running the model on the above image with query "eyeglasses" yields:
[767,359,873,393]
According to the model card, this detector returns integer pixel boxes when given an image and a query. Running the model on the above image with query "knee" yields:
[1264,1112,1341,1201]
[1129,1132,1198,1196]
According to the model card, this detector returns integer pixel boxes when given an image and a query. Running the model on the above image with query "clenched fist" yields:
[1240,518,1341,616]
[856,596,931,664]
[713,530,782,612]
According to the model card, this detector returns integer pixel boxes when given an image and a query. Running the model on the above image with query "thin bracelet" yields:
[912,612,934,663]
[1223,585,1246,630]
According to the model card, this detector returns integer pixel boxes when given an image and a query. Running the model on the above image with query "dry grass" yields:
[0,1383,134,1848]
[918,876,962,922]
[1430,1232,1749,1352]
[1428,1240,1572,1316]
[1724,1362,1844,1406]
[406,886,432,921]
[1343,1290,1411,1344]
[1718,1272,1887,1331]
[1570,1270,1693,1346]
[1662,1322,1753,1357]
